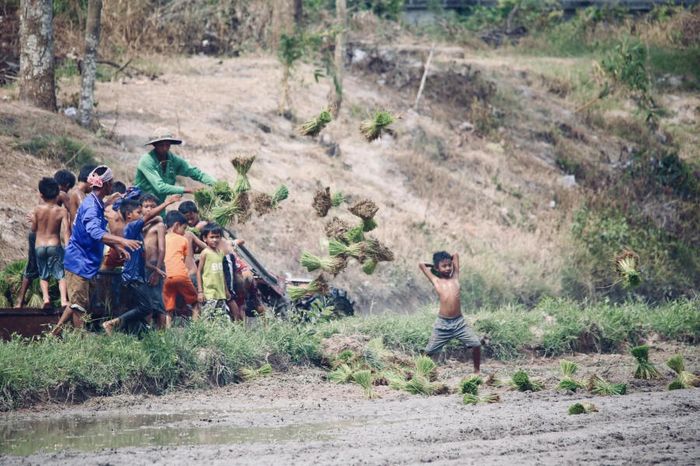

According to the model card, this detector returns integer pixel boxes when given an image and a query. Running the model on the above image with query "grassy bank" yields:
[1,299,697,410]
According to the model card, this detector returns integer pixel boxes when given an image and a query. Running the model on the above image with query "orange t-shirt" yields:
[164,232,189,278]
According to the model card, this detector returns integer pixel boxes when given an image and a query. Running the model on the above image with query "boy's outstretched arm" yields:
[143,194,182,224]
[452,253,460,277]
[61,208,70,245]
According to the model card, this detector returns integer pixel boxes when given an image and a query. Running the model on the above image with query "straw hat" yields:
[145,128,183,146]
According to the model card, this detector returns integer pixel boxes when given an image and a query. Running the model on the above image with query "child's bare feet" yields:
[42,301,52,309]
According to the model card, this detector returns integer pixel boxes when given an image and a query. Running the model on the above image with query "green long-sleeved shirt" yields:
[134,150,216,204]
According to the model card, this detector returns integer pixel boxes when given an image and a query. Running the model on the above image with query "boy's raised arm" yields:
[419,262,438,286]
[452,253,460,277]
[143,194,182,224]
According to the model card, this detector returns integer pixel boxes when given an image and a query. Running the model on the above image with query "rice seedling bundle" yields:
[558,360,584,392]
[352,369,378,399]
[384,371,408,391]
[252,192,274,216]
[360,111,396,142]
[324,217,350,241]
[26,292,44,309]
[349,199,379,221]
[230,155,255,193]
[329,363,355,384]
[588,374,627,395]
[361,258,378,275]
[299,109,332,137]
[568,402,598,415]
[458,375,483,395]
[0,292,9,307]
[194,188,215,213]
[463,393,500,405]
[631,345,661,380]
[344,226,365,244]
[484,373,503,387]
[405,375,435,395]
[272,185,289,206]
[363,338,390,370]
[212,181,235,201]
[300,251,345,274]
[331,192,345,207]
[328,239,365,259]
[237,192,252,224]
[286,275,329,301]
[666,355,699,389]
[211,197,243,227]
[615,249,641,289]
[362,218,378,232]
[415,356,437,381]
[240,363,273,381]
[313,187,332,217]
[2,260,26,301]
[364,237,395,262]
[510,369,544,392]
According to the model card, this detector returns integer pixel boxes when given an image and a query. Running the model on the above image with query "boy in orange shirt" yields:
[162,211,199,327]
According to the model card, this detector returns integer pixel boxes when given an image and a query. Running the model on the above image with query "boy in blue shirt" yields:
[102,194,181,334]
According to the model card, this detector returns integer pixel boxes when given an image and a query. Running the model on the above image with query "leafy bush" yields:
[15,136,97,170]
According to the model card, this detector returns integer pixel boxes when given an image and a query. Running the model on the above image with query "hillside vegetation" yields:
[0,1,698,311]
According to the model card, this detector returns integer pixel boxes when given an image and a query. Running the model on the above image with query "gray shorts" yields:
[145,278,166,316]
[35,245,65,280]
[425,315,481,355]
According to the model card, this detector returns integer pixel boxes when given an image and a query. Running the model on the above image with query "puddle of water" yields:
[0,412,352,456]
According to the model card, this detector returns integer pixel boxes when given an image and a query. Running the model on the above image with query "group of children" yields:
[20,164,262,336]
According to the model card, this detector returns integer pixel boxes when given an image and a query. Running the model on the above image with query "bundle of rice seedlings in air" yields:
[286,275,329,301]
[328,363,355,384]
[331,192,345,207]
[299,109,332,137]
[328,239,365,259]
[313,187,332,217]
[230,155,256,193]
[405,375,435,395]
[194,188,216,213]
[252,192,274,216]
[666,354,699,389]
[236,192,252,224]
[568,402,598,415]
[239,363,273,381]
[415,356,437,381]
[510,369,544,392]
[362,218,378,232]
[212,181,235,202]
[615,249,641,289]
[211,197,243,227]
[631,345,661,380]
[343,226,365,244]
[588,374,627,396]
[558,360,585,392]
[363,338,390,370]
[352,370,378,399]
[361,258,378,275]
[349,199,379,221]
[360,110,396,142]
[325,217,350,240]
[364,237,395,262]
[458,375,484,396]
[271,185,289,206]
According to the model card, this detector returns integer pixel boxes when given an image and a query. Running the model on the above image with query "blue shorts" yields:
[24,232,39,280]
[35,245,65,280]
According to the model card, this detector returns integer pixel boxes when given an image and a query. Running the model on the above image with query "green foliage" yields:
[568,402,597,414]
[14,136,97,170]
[600,39,650,94]
[458,374,483,395]
[510,369,543,392]
[589,374,627,396]
[347,0,405,20]
[473,306,534,359]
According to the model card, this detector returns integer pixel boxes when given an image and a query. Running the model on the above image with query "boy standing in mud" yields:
[31,178,70,308]
[419,251,481,374]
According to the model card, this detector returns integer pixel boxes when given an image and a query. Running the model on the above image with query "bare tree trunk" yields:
[328,0,346,118]
[271,0,294,50]
[79,0,103,128]
[18,0,56,111]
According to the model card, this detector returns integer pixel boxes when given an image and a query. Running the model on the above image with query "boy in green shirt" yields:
[197,223,234,320]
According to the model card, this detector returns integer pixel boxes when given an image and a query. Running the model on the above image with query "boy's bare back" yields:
[143,219,165,264]
[33,203,68,247]
[419,253,461,319]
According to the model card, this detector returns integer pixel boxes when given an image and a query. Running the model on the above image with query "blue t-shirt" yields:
[64,193,107,279]
[121,219,145,283]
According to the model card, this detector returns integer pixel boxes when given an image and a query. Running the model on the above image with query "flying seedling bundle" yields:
[299,109,332,137]
[231,155,255,193]
[286,274,330,301]
[615,249,641,289]
[360,110,397,142]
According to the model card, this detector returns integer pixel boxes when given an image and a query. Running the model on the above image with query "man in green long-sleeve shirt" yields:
[134,128,216,204]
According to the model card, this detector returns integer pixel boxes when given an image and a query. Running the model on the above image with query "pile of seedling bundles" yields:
[287,188,394,301]
[298,108,397,142]
[193,155,289,227]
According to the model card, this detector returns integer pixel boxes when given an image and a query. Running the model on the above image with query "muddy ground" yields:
[2,344,698,465]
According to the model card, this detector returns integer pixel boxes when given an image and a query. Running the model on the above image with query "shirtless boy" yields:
[141,194,167,326]
[31,178,70,307]
[419,251,481,374]
[66,164,97,225]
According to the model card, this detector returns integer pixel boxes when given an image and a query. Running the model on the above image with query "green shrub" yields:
[15,136,97,170]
